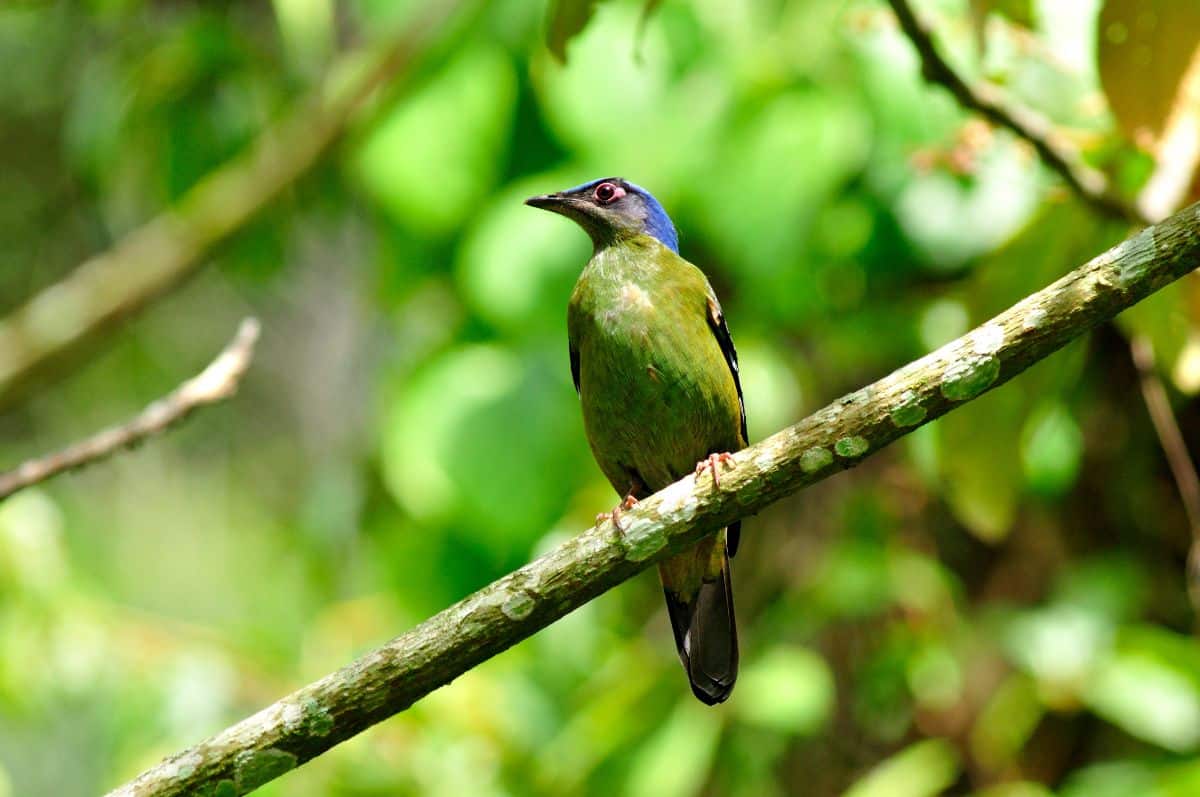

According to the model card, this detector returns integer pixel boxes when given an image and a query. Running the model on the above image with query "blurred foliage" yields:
[1,0,1200,795]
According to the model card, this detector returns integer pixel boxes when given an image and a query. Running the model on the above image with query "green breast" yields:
[567,235,743,492]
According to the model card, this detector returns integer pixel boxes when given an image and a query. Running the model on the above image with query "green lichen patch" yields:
[501,590,535,620]
[940,356,1000,401]
[621,519,667,562]
[302,697,334,737]
[196,779,238,797]
[1114,228,1159,288]
[835,436,870,458]
[890,391,927,427]
[799,447,833,473]
[236,748,298,792]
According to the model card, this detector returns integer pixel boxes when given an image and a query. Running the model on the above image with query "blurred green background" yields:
[3,0,1200,794]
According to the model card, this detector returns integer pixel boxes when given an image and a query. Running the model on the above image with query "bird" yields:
[526,177,747,704]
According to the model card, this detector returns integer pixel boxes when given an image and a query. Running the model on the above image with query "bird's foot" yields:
[597,493,640,532]
[694,452,736,488]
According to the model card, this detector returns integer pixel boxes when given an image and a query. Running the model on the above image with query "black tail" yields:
[663,542,738,705]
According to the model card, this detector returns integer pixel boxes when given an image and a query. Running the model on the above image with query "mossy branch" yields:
[108,201,1200,796]
[0,2,462,412]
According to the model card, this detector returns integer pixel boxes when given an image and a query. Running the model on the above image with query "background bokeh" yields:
[3,0,1200,794]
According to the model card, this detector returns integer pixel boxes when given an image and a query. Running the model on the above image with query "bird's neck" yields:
[586,234,665,285]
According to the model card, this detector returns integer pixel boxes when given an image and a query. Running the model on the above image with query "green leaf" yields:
[624,699,723,797]
[379,344,586,559]
[843,739,961,797]
[1060,761,1157,797]
[969,675,1042,773]
[734,646,834,735]
[1084,626,1200,752]
[457,177,589,336]
[352,46,515,235]
[1086,650,1200,752]
[1019,401,1083,496]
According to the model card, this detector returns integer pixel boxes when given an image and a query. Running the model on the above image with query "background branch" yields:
[0,318,260,502]
[0,1,462,412]
[886,0,1200,613]
[108,201,1200,797]
[885,0,1146,225]
[1131,335,1200,608]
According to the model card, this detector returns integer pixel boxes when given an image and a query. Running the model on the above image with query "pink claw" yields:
[694,452,736,488]
[597,493,640,531]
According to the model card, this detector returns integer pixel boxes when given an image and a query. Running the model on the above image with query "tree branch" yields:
[107,200,1200,796]
[0,318,260,502]
[885,0,1200,608]
[884,0,1147,225]
[0,2,462,412]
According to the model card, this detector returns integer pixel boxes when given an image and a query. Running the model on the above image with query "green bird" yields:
[526,177,746,704]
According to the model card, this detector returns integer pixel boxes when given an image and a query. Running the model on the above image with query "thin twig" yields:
[107,201,1200,797]
[1130,335,1200,606]
[0,0,463,411]
[0,319,260,501]
[885,0,1147,225]
[1130,336,1200,531]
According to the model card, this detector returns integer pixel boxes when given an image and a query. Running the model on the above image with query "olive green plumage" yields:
[567,236,744,492]
[527,177,746,704]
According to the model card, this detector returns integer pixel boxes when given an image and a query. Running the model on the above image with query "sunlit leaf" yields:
[1086,650,1200,751]
[1059,761,1158,797]
[1004,604,1112,702]
[969,674,1042,772]
[1085,626,1200,752]
[843,739,961,797]
[734,646,834,735]
[0,490,66,598]
[624,699,723,797]
[1097,0,1200,145]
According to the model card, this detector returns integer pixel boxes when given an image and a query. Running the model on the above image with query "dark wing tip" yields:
[662,558,738,706]
[688,669,736,705]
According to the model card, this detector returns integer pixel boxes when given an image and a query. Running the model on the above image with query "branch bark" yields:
[0,2,462,412]
[107,201,1200,796]
[0,318,260,501]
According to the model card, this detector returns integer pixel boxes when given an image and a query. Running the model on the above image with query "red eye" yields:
[594,182,625,204]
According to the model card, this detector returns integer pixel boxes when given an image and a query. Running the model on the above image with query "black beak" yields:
[524,193,569,210]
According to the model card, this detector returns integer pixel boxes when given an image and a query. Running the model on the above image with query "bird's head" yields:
[525,177,679,253]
